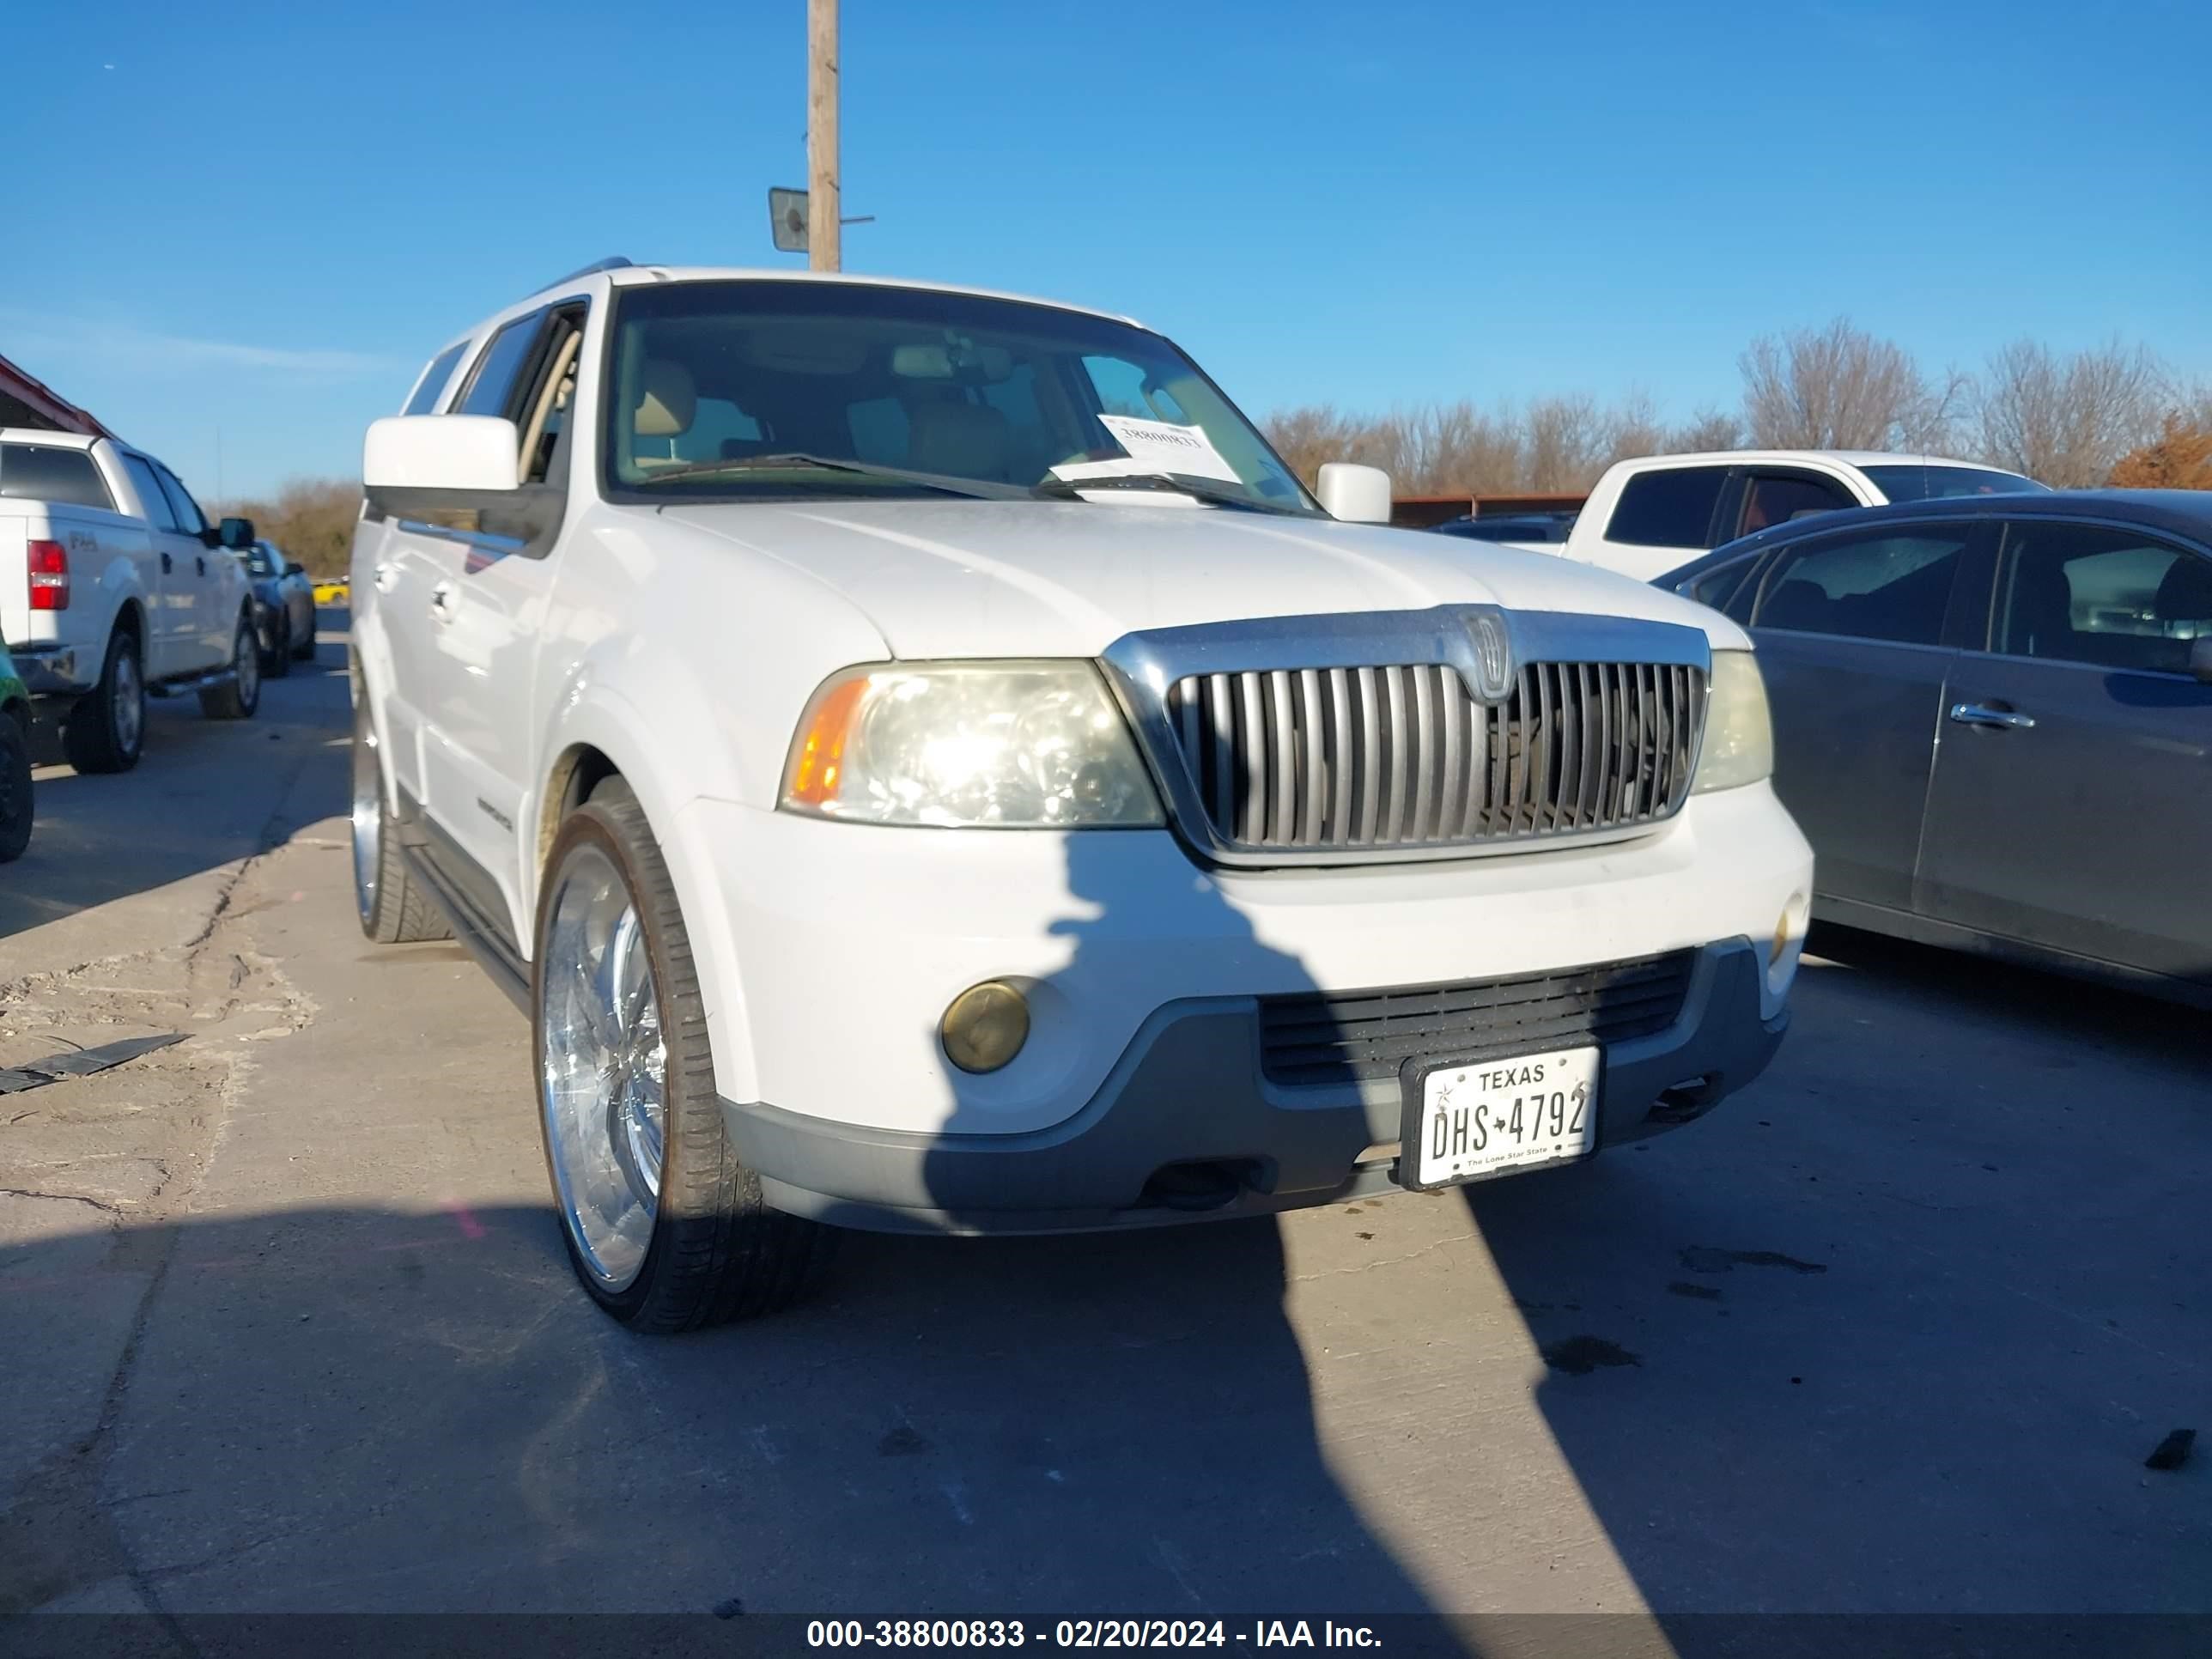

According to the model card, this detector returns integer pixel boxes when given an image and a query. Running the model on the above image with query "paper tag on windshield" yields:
[1091,415,1242,483]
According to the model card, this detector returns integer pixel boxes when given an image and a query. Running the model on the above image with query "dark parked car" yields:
[240,541,317,676]
[1661,489,2212,1004]
[1429,511,1577,544]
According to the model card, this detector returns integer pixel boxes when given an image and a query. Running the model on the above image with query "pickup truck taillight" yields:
[27,539,70,611]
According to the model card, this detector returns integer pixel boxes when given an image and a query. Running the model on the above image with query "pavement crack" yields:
[1291,1232,1469,1282]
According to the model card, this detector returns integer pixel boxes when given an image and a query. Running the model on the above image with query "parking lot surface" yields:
[2,623,2205,1644]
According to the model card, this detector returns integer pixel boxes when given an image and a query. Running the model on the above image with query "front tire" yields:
[292,605,317,661]
[262,611,293,678]
[199,612,261,720]
[61,627,146,775]
[351,693,451,944]
[534,778,829,1331]
[0,713,33,862]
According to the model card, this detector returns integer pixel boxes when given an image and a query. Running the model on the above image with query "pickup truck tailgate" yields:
[0,508,35,647]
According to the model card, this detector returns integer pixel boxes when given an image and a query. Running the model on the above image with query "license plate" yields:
[1396,1046,1601,1191]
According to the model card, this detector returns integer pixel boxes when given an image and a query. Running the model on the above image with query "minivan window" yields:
[455,313,548,420]
[1752,528,1973,646]
[0,443,115,511]
[1996,522,2212,676]
[403,343,470,416]
[118,454,179,530]
[1606,467,1729,548]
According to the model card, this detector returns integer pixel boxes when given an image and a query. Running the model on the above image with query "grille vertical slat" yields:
[1410,665,1437,842]
[1438,665,1465,842]
[1163,654,1704,856]
[1382,668,1409,842]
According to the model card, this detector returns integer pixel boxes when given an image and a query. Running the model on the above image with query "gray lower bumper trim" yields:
[721,939,1787,1237]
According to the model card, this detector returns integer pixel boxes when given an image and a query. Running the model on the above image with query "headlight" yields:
[780,661,1164,828]
[1692,650,1774,794]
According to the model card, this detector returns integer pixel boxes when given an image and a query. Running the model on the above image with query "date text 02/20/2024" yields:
[805,1620,1382,1649]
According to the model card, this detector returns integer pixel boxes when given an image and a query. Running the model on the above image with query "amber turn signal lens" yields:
[784,675,871,809]
[940,981,1030,1074]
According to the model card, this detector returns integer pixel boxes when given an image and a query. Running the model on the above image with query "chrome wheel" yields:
[112,644,143,757]
[539,844,667,1291]
[350,700,381,925]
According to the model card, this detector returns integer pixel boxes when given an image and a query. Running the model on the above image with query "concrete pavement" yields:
[2,623,2205,1646]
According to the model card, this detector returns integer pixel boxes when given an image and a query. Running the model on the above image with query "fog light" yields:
[940,981,1030,1073]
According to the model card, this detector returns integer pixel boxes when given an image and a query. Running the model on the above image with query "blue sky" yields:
[9,0,2209,500]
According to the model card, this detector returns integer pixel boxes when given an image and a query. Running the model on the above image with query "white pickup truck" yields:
[0,429,263,771]
[1508,449,2044,581]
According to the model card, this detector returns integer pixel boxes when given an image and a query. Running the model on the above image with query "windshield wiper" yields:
[629,453,1024,500]
[1033,472,1304,514]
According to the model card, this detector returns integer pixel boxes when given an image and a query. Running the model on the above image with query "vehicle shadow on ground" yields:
[0,1199,1468,1645]
[0,636,350,944]
[883,830,1450,1625]
[1466,932,2211,1648]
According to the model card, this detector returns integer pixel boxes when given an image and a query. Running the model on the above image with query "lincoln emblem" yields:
[1465,609,1516,703]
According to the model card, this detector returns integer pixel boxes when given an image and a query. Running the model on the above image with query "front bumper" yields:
[723,938,1786,1235]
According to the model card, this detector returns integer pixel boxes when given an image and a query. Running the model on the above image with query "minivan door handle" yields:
[161,552,173,574]
[1949,702,2036,731]
[196,555,206,576]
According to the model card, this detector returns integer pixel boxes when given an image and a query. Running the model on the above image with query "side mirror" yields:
[1316,462,1394,524]
[217,517,256,550]
[362,415,520,507]
[284,561,307,579]
[2191,636,2212,684]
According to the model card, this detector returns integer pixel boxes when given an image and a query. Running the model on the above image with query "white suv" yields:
[352,260,1814,1330]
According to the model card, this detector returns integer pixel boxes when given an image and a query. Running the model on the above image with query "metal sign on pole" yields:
[807,0,839,272]
[766,188,875,257]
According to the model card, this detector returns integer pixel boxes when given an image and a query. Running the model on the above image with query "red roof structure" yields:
[0,351,111,438]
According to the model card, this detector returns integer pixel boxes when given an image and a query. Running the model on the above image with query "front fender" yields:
[527,680,762,1103]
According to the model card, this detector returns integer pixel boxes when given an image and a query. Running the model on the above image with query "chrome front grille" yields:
[1158,659,1706,854]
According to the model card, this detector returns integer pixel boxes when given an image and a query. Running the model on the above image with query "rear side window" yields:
[1738,471,1856,536]
[0,443,115,510]
[1606,467,1729,549]
[455,313,548,419]
[1995,522,2212,675]
[1752,528,1973,646]
[118,454,180,530]
[402,343,470,416]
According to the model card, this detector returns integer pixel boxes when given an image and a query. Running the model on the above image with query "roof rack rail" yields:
[539,256,635,290]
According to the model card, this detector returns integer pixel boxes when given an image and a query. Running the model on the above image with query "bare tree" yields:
[1740,317,1953,452]
[1262,404,1376,489]
[1973,338,2168,488]
[1599,390,1670,468]
[209,477,363,580]
[1667,407,1744,453]
[1523,394,1611,490]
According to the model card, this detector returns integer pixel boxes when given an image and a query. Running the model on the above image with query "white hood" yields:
[660,498,1747,659]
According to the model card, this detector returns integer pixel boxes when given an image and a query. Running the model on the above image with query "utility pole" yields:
[807,0,840,272]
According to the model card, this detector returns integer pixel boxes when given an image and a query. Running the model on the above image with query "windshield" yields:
[599,280,1317,513]
[1862,465,2048,501]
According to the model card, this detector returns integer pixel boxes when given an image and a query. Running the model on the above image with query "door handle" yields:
[1949,702,2036,731]
[373,561,398,593]
[196,555,206,576]
[428,582,456,623]
[161,552,173,574]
